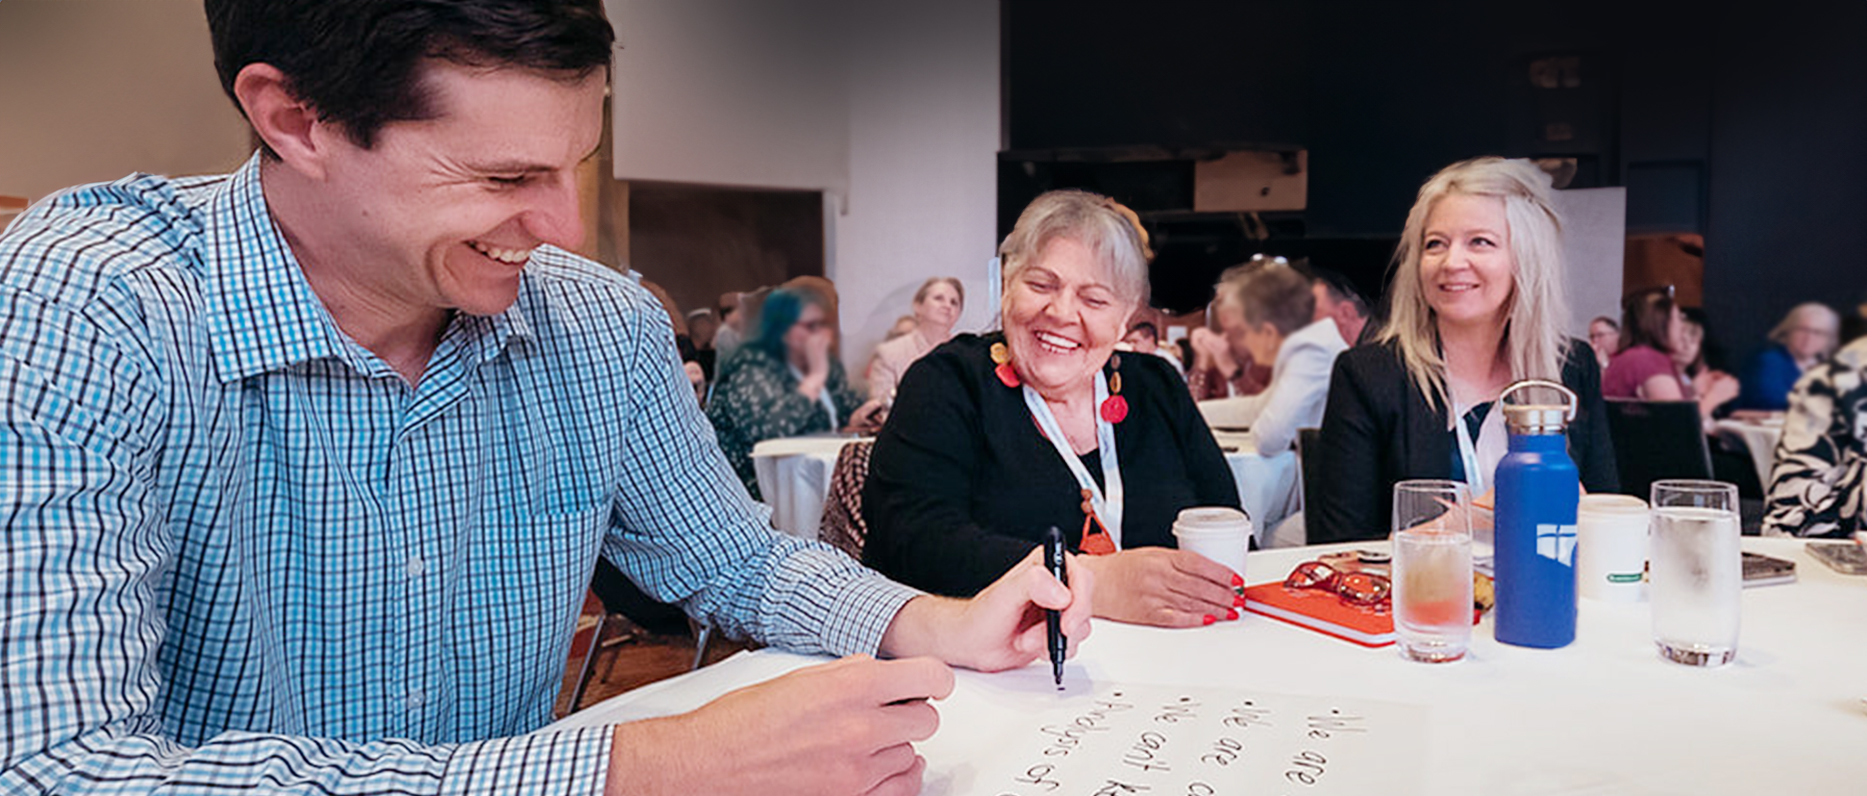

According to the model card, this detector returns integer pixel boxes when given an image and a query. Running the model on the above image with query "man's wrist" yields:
[877,594,956,662]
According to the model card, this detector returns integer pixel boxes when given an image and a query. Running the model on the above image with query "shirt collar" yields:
[200,155,532,383]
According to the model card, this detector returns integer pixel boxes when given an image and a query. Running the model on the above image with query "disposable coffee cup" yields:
[1577,494,1650,603]
[1173,507,1253,580]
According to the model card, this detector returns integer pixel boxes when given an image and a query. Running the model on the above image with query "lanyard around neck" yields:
[1022,372,1124,549]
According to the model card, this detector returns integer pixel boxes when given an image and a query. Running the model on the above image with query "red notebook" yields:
[1243,582,1395,648]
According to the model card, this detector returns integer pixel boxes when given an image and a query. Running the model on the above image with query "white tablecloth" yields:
[1713,417,1785,488]
[752,432,1300,543]
[555,537,1867,793]
[751,435,867,540]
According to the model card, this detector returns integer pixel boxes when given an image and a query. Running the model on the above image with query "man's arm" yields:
[0,290,618,795]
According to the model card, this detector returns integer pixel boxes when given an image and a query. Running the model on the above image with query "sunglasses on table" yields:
[1283,560,1391,607]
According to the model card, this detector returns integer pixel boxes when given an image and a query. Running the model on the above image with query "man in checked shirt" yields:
[0,2,1092,795]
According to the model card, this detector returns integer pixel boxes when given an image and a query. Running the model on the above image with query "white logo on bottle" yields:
[1536,523,1577,566]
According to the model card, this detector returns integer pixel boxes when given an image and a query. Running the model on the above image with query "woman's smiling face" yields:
[1001,236,1133,398]
[1419,193,1516,333]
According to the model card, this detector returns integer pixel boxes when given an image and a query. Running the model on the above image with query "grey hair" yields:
[1233,262,1316,336]
[1768,302,1840,352]
[1378,157,1570,412]
[998,189,1152,313]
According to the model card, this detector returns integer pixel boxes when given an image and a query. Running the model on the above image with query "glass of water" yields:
[1392,480,1474,663]
[1649,480,1741,666]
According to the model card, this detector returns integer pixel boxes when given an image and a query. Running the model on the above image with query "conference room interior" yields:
[4,0,1865,723]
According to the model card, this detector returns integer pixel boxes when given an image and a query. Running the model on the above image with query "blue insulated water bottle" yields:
[1493,380,1581,649]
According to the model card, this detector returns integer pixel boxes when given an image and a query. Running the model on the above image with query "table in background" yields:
[752,432,1300,543]
[1713,416,1785,488]
[751,435,866,540]
[555,537,1866,793]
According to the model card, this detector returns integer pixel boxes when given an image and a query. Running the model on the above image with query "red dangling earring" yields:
[1099,354,1128,423]
[990,342,1020,388]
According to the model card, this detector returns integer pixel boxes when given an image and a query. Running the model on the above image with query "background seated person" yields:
[708,286,883,499]
[1763,336,1867,537]
[869,277,965,402]
[1187,278,1272,402]
[1738,302,1841,411]
[1305,263,1373,347]
[1212,261,1350,455]
[1313,157,1617,544]
[864,189,1244,628]
[1604,287,1737,424]
[1587,315,1620,371]
[1120,320,1187,377]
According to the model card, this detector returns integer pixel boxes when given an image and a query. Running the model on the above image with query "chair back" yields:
[1603,399,1712,500]
[819,440,876,559]
[1295,427,1323,516]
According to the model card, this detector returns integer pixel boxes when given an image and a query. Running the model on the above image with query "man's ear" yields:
[232,63,332,180]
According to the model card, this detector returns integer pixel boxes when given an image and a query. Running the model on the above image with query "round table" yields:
[555,537,1867,794]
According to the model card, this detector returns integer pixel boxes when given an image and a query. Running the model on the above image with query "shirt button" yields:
[406,556,426,577]
[406,689,426,708]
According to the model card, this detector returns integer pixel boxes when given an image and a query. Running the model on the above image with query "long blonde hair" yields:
[1378,157,1570,411]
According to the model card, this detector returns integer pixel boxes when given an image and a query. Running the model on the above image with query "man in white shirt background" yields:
[1198,261,1350,455]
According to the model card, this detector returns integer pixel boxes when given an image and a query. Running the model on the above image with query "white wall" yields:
[1551,187,1628,338]
[607,0,850,196]
[0,0,252,201]
[603,0,1001,387]
[834,0,1000,385]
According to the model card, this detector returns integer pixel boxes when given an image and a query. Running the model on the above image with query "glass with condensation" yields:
[1392,480,1474,663]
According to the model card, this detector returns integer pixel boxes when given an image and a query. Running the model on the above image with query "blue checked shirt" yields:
[0,157,920,795]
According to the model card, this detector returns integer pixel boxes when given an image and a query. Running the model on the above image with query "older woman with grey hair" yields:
[864,190,1244,628]
[1739,302,1843,411]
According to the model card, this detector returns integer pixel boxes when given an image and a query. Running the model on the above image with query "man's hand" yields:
[1075,548,1241,628]
[607,655,953,796]
[878,546,1094,672]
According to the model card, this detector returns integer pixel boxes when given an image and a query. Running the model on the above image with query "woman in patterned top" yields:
[1763,336,1867,537]
[708,286,885,499]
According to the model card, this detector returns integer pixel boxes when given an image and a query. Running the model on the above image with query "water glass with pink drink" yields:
[1392,479,1475,663]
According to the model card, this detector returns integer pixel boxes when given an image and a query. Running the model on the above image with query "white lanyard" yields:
[1023,373,1124,549]
[788,365,840,430]
[1454,406,1486,498]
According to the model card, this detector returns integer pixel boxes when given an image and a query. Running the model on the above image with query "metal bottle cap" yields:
[1500,379,1577,434]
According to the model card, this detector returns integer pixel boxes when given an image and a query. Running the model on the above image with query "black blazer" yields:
[863,333,1240,597]
[1310,338,1618,543]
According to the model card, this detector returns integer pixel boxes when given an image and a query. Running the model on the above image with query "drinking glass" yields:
[1391,480,1474,663]
[1648,480,1742,666]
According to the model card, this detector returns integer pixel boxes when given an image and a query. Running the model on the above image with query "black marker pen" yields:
[1045,526,1067,690]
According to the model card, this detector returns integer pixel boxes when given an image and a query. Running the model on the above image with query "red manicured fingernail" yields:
[1231,574,1243,587]
[1226,608,1239,621]
[1233,594,1246,608]
[1202,614,1217,626]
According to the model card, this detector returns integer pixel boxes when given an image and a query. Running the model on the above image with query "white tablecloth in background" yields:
[752,432,1300,543]
[555,537,1866,794]
[751,436,865,541]
[1713,417,1785,488]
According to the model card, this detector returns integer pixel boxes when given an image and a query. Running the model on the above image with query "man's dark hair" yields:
[1302,264,1369,318]
[1126,321,1159,345]
[206,0,615,149]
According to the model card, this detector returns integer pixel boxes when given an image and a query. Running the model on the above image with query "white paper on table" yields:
[919,665,1429,796]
